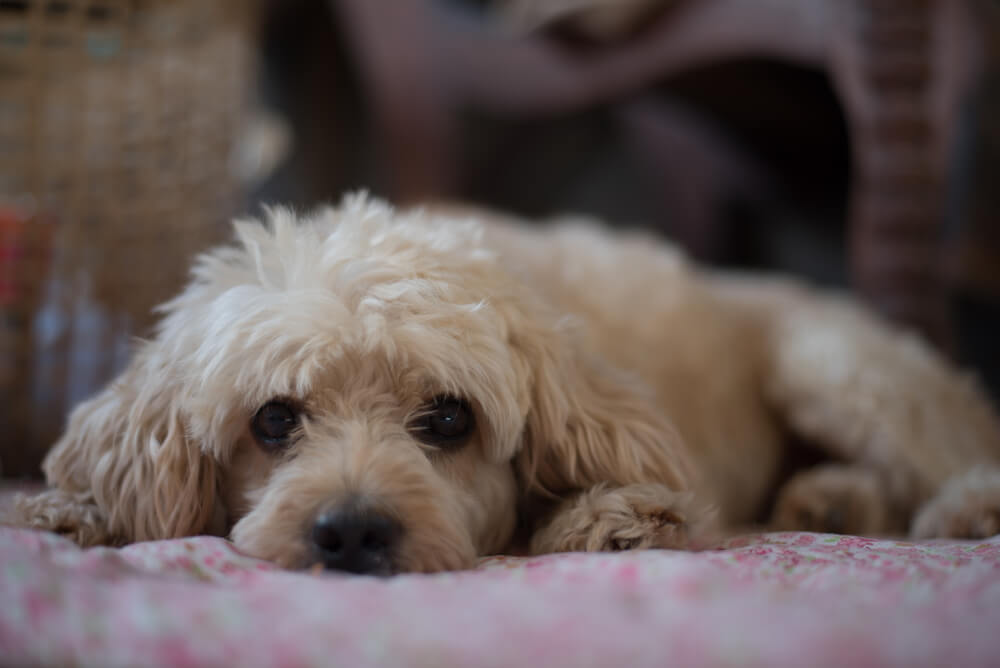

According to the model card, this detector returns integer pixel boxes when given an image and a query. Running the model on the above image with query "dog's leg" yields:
[770,464,905,535]
[529,483,693,554]
[10,489,118,547]
[753,282,1000,536]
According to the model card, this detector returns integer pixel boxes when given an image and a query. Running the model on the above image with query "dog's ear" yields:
[42,345,218,542]
[511,316,693,499]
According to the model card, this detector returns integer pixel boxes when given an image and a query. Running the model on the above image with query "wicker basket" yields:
[0,0,256,476]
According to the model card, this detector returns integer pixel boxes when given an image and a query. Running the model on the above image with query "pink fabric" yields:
[1,527,998,668]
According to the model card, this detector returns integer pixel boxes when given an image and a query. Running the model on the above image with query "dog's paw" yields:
[911,470,1000,539]
[530,483,691,554]
[770,465,898,535]
[11,489,116,547]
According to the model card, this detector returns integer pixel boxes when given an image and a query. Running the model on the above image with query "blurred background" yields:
[1,0,998,478]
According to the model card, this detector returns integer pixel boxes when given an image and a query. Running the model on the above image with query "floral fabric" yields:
[1,527,998,668]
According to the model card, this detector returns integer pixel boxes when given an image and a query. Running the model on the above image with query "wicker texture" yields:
[848,0,950,346]
[0,0,255,476]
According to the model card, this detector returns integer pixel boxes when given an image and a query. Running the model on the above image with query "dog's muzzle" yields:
[311,503,401,575]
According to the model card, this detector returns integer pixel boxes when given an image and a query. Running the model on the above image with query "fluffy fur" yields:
[11,194,1000,572]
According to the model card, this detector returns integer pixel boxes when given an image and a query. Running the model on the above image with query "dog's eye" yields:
[412,396,474,449]
[252,401,299,450]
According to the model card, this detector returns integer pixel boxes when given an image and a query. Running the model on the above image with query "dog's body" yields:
[483,207,1000,546]
[14,195,1000,572]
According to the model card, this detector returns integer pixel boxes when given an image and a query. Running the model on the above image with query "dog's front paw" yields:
[11,489,117,547]
[530,483,690,554]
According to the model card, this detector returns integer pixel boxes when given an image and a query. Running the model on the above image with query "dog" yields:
[13,193,1000,574]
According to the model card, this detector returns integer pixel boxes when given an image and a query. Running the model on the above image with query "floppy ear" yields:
[41,344,219,542]
[512,317,693,500]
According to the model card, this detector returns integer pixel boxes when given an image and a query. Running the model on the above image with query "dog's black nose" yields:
[311,506,401,575]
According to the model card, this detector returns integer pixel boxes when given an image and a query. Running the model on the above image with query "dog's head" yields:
[43,195,689,573]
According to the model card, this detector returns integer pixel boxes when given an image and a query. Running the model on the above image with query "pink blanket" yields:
[1,527,998,668]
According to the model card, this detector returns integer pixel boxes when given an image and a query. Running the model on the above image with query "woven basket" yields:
[0,0,256,476]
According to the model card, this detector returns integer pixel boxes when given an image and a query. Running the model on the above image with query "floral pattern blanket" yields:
[1,527,999,668]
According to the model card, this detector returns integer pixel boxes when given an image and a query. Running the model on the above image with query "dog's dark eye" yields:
[412,396,474,449]
[252,401,299,450]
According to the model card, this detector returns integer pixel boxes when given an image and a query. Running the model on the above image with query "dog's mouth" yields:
[303,559,397,577]
[303,550,398,577]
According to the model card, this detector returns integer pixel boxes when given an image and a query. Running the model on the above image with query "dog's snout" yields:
[311,506,401,574]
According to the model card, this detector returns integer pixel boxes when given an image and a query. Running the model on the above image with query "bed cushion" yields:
[1,526,998,668]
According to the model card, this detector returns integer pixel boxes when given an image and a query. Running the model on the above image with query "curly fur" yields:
[10,193,1000,572]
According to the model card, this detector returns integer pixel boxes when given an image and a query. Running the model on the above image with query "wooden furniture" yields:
[332,0,997,352]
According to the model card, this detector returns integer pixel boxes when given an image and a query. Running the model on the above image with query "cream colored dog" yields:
[14,194,1000,573]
